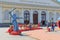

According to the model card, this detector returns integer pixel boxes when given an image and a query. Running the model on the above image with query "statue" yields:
[9,13,19,31]
[8,8,23,35]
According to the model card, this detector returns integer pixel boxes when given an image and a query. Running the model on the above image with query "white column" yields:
[30,9,33,24]
[0,7,3,23]
[50,12,55,22]
[54,12,56,22]
[21,8,24,24]
[46,11,49,21]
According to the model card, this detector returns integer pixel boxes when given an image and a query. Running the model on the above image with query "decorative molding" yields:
[20,0,49,5]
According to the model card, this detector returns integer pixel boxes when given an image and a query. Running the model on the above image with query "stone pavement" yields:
[0,27,60,40]
[23,27,60,40]
[0,27,37,40]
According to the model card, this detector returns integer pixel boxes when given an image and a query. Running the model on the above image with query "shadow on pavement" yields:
[19,34,28,36]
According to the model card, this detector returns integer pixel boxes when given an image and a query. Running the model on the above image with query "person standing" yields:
[51,23,55,31]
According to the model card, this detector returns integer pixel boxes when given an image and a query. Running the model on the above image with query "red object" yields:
[38,23,40,28]
[57,21,60,28]
[47,28,50,32]
[7,25,14,33]
[10,31,21,35]
[7,29,13,33]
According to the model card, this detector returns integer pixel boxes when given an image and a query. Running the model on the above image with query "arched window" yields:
[24,10,30,24]
[41,11,46,21]
[33,11,38,14]
[41,11,46,25]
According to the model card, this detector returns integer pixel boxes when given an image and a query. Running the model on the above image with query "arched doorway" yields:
[24,10,30,24]
[33,11,38,24]
[41,11,46,25]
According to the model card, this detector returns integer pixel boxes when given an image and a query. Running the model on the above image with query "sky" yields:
[57,0,60,2]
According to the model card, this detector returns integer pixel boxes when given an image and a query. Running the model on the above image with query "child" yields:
[47,27,50,32]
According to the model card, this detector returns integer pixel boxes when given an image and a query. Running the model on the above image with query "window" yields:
[33,11,38,14]
[24,10,30,24]
[24,10,30,20]
[41,11,46,21]
[3,10,10,20]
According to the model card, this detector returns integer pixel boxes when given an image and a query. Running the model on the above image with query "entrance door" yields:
[41,11,46,25]
[33,11,38,24]
[24,10,30,24]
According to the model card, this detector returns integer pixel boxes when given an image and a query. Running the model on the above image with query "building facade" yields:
[0,0,60,26]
